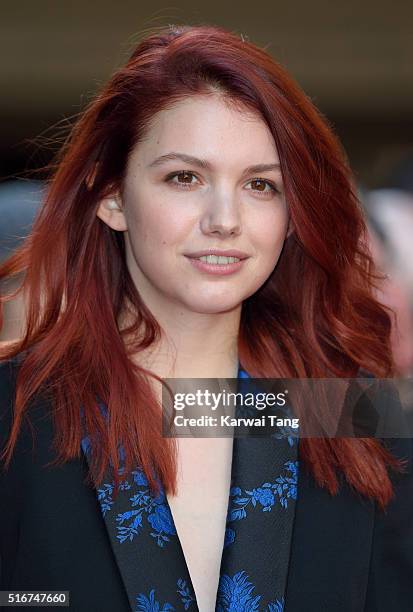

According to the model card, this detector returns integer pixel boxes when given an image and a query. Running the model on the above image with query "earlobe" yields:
[96,197,128,232]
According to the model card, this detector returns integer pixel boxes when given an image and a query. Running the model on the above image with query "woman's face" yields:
[97,94,291,317]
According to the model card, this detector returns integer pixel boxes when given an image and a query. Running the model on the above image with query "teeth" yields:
[197,255,240,264]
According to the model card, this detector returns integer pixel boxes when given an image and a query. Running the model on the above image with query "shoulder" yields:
[0,354,53,460]
[361,371,413,607]
[365,436,413,609]
[0,357,21,445]
[0,355,20,390]
[347,369,413,518]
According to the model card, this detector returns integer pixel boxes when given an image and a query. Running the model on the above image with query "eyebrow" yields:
[147,152,281,176]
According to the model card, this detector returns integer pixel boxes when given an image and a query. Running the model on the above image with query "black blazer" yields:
[1,358,412,612]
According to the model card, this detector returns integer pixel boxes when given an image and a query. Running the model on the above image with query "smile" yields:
[185,255,247,276]
[196,255,240,264]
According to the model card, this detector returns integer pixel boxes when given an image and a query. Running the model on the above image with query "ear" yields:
[96,194,128,232]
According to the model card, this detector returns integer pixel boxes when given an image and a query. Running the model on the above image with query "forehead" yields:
[131,94,279,166]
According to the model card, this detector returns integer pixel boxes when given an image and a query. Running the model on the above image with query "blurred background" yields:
[0,0,413,375]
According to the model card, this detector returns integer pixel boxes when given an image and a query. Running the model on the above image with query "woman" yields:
[0,24,412,612]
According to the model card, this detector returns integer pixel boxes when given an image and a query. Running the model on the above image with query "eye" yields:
[164,171,281,196]
[246,178,280,196]
[165,171,199,189]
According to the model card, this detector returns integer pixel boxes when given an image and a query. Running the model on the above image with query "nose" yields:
[200,189,242,237]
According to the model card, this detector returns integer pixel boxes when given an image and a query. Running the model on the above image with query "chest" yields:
[166,437,234,612]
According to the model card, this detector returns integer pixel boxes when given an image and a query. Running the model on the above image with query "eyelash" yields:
[165,171,281,196]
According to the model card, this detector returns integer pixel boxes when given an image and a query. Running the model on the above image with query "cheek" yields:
[127,200,193,261]
[251,208,289,258]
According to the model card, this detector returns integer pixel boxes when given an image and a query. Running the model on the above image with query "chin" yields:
[186,299,242,315]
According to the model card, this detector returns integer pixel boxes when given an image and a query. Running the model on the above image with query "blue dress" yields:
[80,363,299,611]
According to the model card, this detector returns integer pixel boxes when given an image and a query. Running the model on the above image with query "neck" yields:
[120,302,242,380]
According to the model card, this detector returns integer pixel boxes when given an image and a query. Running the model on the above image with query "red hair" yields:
[0,24,404,510]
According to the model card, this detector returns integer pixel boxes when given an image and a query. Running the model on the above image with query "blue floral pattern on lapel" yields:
[96,469,177,547]
[216,571,285,611]
[135,578,195,611]
[227,459,298,521]
[80,363,299,611]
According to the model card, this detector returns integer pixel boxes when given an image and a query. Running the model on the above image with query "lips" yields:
[185,248,249,260]
[186,254,246,275]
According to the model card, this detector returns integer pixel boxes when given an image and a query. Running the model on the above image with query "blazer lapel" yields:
[80,433,198,612]
[217,435,298,611]
[80,366,300,611]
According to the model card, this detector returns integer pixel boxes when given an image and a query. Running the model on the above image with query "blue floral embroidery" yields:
[273,461,298,507]
[228,459,298,525]
[267,597,285,612]
[95,466,177,547]
[176,578,195,610]
[135,589,175,611]
[82,366,296,610]
[224,526,236,548]
[235,386,299,448]
[97,479,132,516]
[271,429,299,448]
[147,501,177,546]
[134,579,195,611]
[217,570,261,611]
[217,571,285,612]
[97,483,115,515]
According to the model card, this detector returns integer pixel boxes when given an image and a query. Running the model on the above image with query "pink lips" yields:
[184,248,249,259]
[184,254,247,276]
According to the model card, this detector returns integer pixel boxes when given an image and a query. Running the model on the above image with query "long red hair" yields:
[0,24,404,510]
